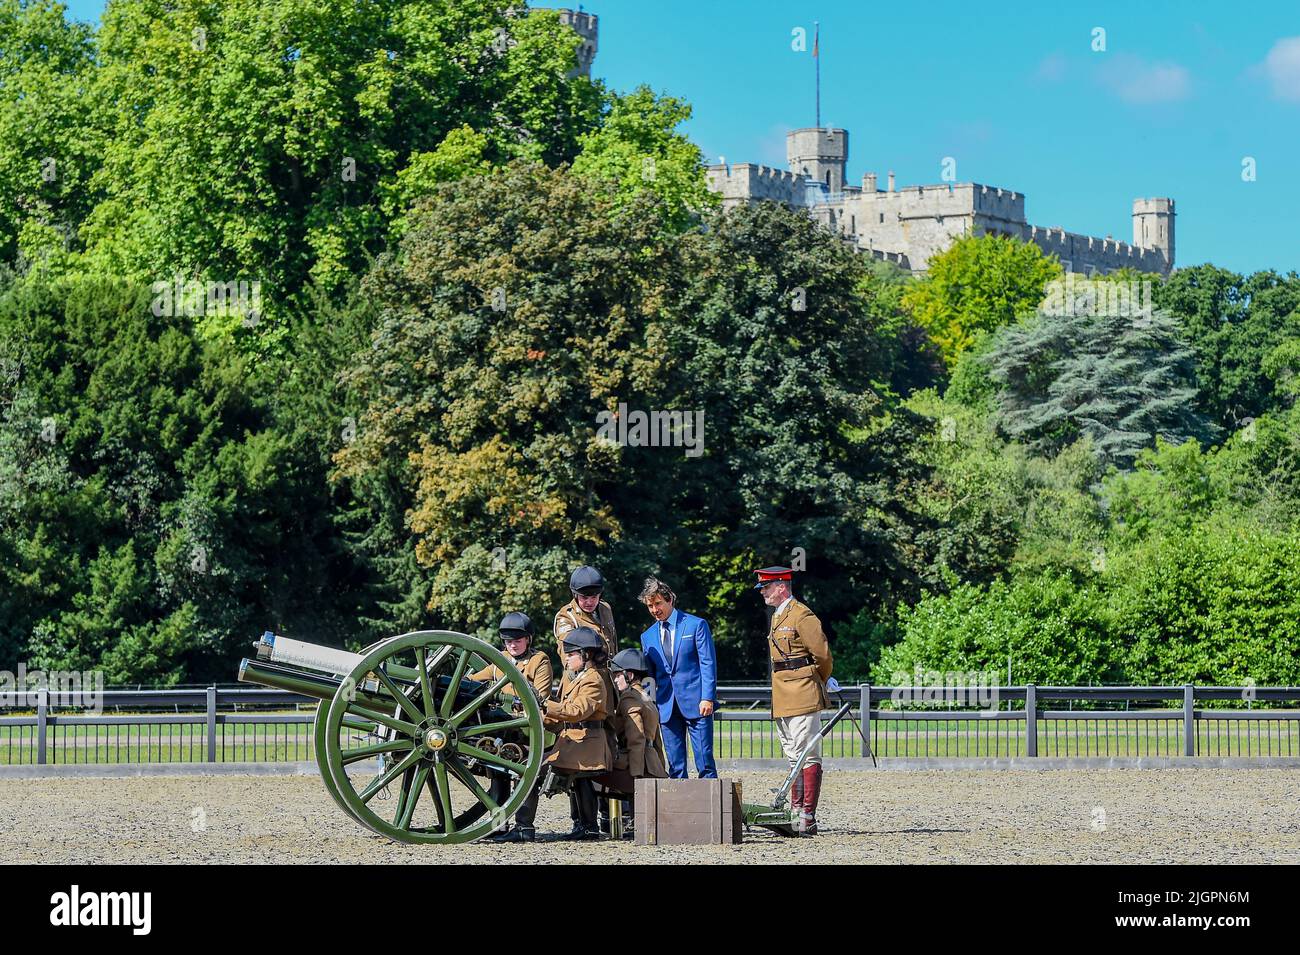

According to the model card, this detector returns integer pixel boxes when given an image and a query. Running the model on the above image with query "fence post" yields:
[1183,685,1195,756]
[1025,684,1037,757]
[36,688,48,765]
[206,685,218,763]
[859,684,872,757]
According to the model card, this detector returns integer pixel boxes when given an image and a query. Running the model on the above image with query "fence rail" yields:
[4,685,1300,766]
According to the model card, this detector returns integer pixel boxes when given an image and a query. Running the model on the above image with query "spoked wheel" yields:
[317,630,544,844]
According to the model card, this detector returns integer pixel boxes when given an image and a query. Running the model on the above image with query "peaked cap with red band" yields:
[754,566,794,589]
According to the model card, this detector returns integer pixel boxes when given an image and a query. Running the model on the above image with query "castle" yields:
[706,128,1175,276]
[551,10,1173,276]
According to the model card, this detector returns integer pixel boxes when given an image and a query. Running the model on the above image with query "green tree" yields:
[667,202,934,675]
[0,0,101,267]
[334,163,681,644]
[571,85,718,233]
[899,390,1105,588]
[0,272,366,681]
[1111,522,1300,686]
[79,0,604,334]
[873,571,1121,686]
[902,234,1061,369]
[985,304,1214,470]
[1154,265,1300,429]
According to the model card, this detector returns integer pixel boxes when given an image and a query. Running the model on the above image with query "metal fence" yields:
[4,684,1300,766]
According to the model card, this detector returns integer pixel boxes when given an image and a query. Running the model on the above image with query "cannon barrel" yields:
[240,635,475,706]
[238,656,344,702]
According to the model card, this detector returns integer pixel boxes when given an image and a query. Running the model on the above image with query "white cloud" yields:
[1034,53,1067,83]
[1259,36,1300,102]
[1095,53,1191,104]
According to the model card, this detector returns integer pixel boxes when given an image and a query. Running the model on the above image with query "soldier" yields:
[473,612,553,843]
[553,565,618,659]
[469,611,553,701]
[755,566,833,835]
[553,565,620,831]
[542,627,614,840]
[603,648,668,839]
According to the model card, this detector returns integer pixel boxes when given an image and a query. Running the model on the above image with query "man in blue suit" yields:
[638,576,717,779]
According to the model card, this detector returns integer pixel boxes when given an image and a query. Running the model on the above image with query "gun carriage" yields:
[238,630,545,844]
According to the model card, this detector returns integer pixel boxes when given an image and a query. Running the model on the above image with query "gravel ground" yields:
[2,768,1297,864]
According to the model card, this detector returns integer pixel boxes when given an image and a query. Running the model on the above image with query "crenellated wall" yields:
[706,163,804,209]
[1028,225,1170,275]
[702,128,1175,276]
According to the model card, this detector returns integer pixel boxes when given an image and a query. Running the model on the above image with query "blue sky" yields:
[61,0,1299,275]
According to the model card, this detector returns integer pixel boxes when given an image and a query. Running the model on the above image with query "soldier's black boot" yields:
[566,790,584,838]
[516,783,540,831]
[568,779,601,840]
[489,826,536,843]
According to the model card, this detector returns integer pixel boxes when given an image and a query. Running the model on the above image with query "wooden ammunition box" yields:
[634,777,743,845]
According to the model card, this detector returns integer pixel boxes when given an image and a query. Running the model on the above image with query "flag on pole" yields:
[813,23,819,58]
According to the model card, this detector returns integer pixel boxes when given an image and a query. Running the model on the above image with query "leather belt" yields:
[565,720,604,730]
[772,655,815,672]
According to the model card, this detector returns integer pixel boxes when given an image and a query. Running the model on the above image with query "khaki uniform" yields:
[543,667,614,772]
[468,648,553,701]
[768,598,833,719]
[553,599,618,659]
[596,665,620,738]
[613,681,668,779]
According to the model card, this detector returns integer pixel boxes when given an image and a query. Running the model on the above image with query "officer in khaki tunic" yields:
[542,627,614,840]
[755,566,833,835]
[473,612,553,843]
[468,612,553,701]
[553,566,618,659]
[595,648,668,838]
[553,565,620,832]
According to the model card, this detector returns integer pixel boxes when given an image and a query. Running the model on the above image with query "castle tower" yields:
[555,8,598,77]
[1132,198,1175,270]
[787,127,848,194]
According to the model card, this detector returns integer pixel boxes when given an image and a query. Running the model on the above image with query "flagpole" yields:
[814,21,820,128]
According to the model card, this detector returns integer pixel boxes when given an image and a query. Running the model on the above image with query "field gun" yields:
[238,630,544,844]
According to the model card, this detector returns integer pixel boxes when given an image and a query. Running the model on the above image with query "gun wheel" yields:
[317,630,544,844]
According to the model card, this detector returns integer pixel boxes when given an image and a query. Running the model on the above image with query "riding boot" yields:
[569,779,601,839]
[566,789,584,838]
[515,783,540,830]
[789,768,804,817]
[800,764,823,835]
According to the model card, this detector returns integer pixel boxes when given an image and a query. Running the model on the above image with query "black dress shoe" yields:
[489,827,536,843]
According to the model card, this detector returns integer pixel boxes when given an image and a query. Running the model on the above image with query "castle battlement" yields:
[1029,224,1167,273]
[705,125,1175,277]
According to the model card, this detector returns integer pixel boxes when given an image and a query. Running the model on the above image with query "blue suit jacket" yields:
[640,608,717,724]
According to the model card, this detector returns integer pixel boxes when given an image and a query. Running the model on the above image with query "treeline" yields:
[0,0,1297,686]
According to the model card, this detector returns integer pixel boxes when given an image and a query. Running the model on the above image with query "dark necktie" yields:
[661,621,673,663]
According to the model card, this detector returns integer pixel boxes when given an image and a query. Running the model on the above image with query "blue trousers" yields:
[662,705,717,779]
